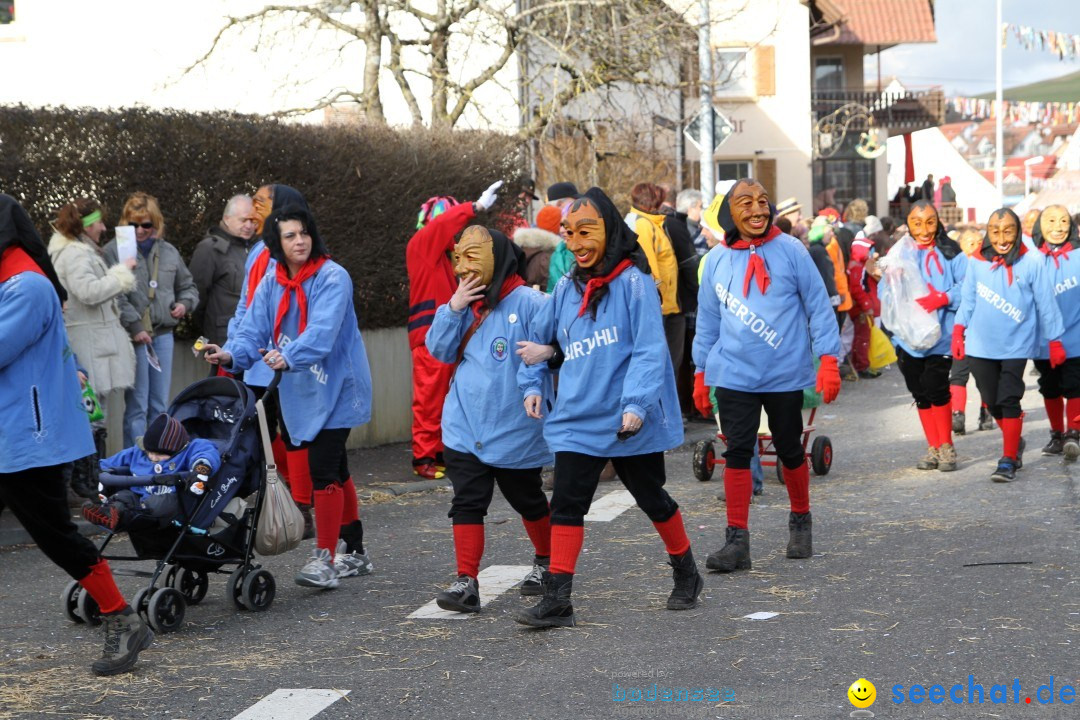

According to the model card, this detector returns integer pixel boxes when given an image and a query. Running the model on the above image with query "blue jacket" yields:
[692,234,840,392]
[1034,249,1080,359]
[224,259,373,442]
[956,249,1064,360]
[892,245,967,358]
[99,438,221,499]
[518,266,683,457]
[426,286,553,468]
[227,241,274,387]
[0,272,96,473]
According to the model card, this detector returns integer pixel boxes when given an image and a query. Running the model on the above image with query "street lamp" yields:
[1024,155,1044,198]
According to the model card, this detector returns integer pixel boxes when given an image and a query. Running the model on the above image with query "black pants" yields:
[664,313,686,375]
[716,387,805,470]
[969,357,1026,419]
[550,451,678,527]
[0,464,102,581]
[443,447,549,525]
[251,385,289,444]
[1034,357,1080,399]
[285,427,351,491]
[896,347,952,408]
[949,355,971,386]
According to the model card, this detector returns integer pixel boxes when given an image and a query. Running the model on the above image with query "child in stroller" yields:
[82,413,221,532]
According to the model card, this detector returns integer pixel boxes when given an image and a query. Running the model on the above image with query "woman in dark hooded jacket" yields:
[515,187,703,628]
[423,226,555,613]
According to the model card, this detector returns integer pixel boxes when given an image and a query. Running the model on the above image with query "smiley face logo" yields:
[847,678,876,709]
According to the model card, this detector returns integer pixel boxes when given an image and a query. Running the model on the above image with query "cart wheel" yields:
[693,441,715,482]
[226,567,248,610]
[147,587,186,634]
[775,461,786,485]
[811,436,833,476]
[76,588,102,626]
[172,568,209,605]
[131,587,152,621]
[62,580,84,624]
[241,569,276,612]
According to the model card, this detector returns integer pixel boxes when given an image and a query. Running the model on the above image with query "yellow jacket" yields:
[826,237,852,312]
[632,208,680,315]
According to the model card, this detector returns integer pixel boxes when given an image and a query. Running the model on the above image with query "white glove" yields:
[475,180,504,211]
[830,295,842,307]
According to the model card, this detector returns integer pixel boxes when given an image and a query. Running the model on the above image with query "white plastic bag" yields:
[877,235,942,351]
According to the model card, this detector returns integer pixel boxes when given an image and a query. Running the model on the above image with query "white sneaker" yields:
[334,539,373,577]
[295,547,339,589]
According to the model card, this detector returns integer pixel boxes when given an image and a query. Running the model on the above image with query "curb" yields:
[0,515,104,549]
[358,479,450,499]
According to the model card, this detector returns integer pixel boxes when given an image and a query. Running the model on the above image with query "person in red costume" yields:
[407,181,503,479]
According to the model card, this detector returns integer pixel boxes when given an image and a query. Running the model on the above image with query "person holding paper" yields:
[103,192,198,446]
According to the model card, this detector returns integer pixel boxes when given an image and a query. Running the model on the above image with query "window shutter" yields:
[756,158,777,200]
[754,45,775,97]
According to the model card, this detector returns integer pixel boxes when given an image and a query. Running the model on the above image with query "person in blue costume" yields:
[424,225,555,613]
[953,208,1066,483]
[692,179,841,575]
[514,187,704,628]
[1029,206,1080,459]
[206,204,374,589]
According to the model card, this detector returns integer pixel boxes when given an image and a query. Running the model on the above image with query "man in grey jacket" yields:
[188,195,256,346]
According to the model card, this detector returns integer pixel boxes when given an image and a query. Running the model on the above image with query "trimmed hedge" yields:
[0,105,524,331]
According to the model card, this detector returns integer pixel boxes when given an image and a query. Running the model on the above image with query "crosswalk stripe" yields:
[231,689,349,720]
[408,564,531,620]
[584,488,636,522]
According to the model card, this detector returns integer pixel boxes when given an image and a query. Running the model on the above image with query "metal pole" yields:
[699,0,714,204]
[994,0,1004,206]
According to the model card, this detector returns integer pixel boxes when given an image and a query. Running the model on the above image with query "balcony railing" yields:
[812,88,945,133]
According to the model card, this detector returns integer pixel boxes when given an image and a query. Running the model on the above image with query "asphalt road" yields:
[1,368,1077,719]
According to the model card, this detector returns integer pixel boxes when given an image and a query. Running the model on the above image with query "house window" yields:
[813,57,843,91]
[813,158,876,216]
[717,161,752,183]
[714,48,754,98]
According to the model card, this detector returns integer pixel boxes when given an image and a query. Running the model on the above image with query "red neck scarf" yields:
[578,259,633,317]
[470,274,527,322]
[246,248,272,308]
[916,240,944,276]
[1041,242,1071,269]
[273,256,328,344]
[0,246,46,284]
[728,226,782,297]
[989,255,1015,286]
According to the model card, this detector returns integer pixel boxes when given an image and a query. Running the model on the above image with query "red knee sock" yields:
[313,485,344,556]
[521,514,551,557]
[951,384,967,413]
[652,509,691,556]
[549,524,585,575]
[271,434,289,481]
[932,404,953,447]
[1068,398,1080,431]
[286,449,312,505]
[782,462,811,514]
[452,523,485,579]
[1000,416,1023,460]
[79,559,127,614]
[723,467,753,530]
[1045,397,1065,433]
[917,407,940,448]
[340,477,359,525]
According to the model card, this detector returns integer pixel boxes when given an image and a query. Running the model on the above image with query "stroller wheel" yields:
[242,569,276,612]
[147,588,187,634]
[226,567,249,610]
[132,587,152,621]
[172,568,209,605]
[163,564,179,589]
[76,588,103,626]
[62,581,84,624]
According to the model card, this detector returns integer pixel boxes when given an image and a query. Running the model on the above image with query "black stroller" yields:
[61,374,281,634]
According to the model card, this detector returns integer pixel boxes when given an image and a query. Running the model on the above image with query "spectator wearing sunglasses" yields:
[103,192,198,446]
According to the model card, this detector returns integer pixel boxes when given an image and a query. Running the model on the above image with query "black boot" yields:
[1042,431,1064,456]
[978,406,995,431]
[666,549,704,610]
[513,572,575,627]
[1064,430,1080,461]
[297,503,315,540]
[786,511,813,559]
[705,527,751,572]
[952,411,966,436]
[91,607,154,676]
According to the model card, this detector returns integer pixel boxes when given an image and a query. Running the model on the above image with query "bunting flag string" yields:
[1002,23,1080,61]
[950,97,1080,124]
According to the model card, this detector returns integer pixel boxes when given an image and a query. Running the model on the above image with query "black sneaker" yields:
[952,411,966,436]
[514,572,575,627]
[81,501,120,531]
[786,511,813,559]
[990,457,1017,483]
[1016,437,1026,469]
[666,549,704,610]
[978,407,996,431]
[1042,431,1064,456]
[705,527,751,572]
[1064,430,1080,461]
[435,575,480,613]
[857,369,881,379]
[520,557,549,596]
[91,607,154,676]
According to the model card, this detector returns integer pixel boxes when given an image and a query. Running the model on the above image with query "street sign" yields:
[684,107,735,154]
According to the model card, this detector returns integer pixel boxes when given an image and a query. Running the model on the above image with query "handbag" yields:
[868,318,898,370]
[253,394,305,556]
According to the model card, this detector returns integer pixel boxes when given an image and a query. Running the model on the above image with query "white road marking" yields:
[584,488,636,522]
[232,689,349,720]
[408,564,531,620]
[743,611,779,620]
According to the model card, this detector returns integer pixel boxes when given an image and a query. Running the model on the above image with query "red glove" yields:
[916,289,950,312]
[816,355,841,404]
[693,371,712,419]
[951,325,965,360]
[1049,340,1067,369]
